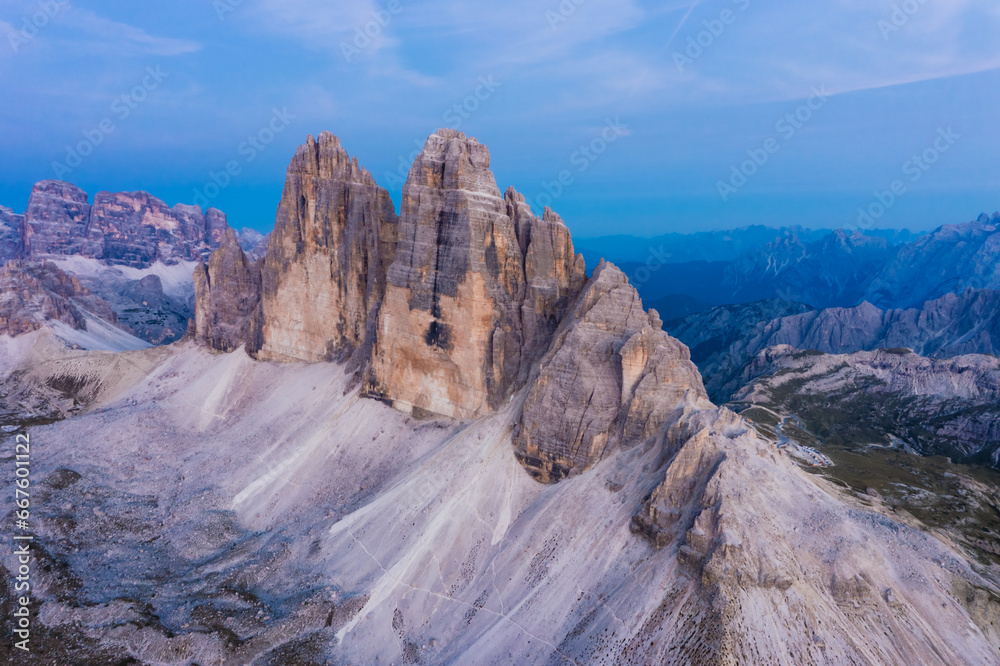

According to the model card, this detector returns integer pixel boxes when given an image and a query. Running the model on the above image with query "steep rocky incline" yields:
[670,289,1000,401]
[257,131,399,364]
[198,129,586,419]
[194,228,262,353]
[514,261,706,482]
[158,130,1000,662]
[1,332,997,664]
[733,345,1000,466]
[0,261,117,337]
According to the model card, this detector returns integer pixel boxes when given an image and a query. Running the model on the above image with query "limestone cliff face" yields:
[257,131,399,363]
[365,130,585,419]
[514,262,707,482]
[20,180,228,268]
[23,181,99,259]
[194,229,262,353]
[87,192,229,267]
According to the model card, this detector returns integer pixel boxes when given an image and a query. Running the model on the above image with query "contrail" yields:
[664,0,704,50]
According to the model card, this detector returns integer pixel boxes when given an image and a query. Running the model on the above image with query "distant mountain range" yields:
[581,216,1000,314]
[667,288,1000,402]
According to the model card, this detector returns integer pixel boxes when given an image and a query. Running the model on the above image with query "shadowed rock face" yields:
[0,261,116,336]
[514,262,707,482]
[366,130,585,418]
[20,180,228,269]
[0,206,23,264]
[194,229,262,353]
[257,131,399,364]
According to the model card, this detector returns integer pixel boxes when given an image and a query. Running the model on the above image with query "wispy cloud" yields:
[0,2,200,57]
[59,7,201,56]
[662,0,1000,103]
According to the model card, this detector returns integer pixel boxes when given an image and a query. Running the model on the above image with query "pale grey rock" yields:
[0,261,117,336]
[19,180,231,269]
[514,261,706,482]
[237,227,270,260]
[22,180,99,258]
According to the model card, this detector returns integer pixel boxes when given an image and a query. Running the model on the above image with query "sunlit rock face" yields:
[514,261,707,482]
[257,131,399,364]
[366,130,585,419]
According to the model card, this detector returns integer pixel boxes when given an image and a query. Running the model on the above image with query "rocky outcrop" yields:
[734,345,1000,466]
[0,261,116,336]
[257,132,398,364]
[670,289,1000,401]
[19,180,230,269]
[194,229,262,353]
[366,130,585,418]
[0,205,23,263]
[514,262,706,482]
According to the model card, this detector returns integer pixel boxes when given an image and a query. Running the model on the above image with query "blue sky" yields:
[1,0,999,237]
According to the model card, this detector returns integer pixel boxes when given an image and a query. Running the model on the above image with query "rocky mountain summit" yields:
[1,130,997,664]
[198,129,588,420]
